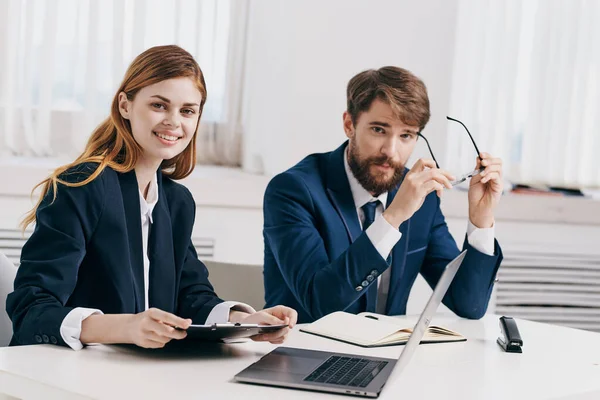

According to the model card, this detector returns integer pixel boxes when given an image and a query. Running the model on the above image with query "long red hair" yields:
[21,45,207,230]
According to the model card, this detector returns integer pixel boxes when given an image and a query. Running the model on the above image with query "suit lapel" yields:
[325,142,362,243]
[147,171,176,313]
[118,170,145,313]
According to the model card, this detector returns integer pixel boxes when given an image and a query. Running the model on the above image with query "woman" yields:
[7,45,297,350]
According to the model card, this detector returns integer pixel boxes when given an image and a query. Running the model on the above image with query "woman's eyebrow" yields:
[150,95,199,107]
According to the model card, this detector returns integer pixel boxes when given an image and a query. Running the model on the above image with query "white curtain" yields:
[0,0,247,166]
[447,0,600,188]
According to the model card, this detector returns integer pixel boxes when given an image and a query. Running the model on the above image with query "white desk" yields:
[1,314,599,400]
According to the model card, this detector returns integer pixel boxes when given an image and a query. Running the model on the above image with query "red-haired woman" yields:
[7,45,297,350]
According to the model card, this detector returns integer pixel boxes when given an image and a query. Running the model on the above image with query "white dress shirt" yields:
[343,150,495,266]
[60,174,254,350]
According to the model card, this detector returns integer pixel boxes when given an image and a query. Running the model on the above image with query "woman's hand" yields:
[81,308,191,348]
[124,308,192,348]
[231,305,298,344]
[124,308,192,349]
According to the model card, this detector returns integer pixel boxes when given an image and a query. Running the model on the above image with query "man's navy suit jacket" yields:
[7,164,224,347]
[263,142,503,323]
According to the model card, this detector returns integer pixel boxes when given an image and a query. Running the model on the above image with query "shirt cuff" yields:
[204,301,256,325]
[366,215,403,260]
[467,220,496,256]
[60,307,103,350]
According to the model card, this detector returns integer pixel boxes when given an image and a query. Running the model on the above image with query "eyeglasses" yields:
[416,116,484,186]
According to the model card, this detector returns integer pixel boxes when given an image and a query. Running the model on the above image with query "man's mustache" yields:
[367,156,403,169]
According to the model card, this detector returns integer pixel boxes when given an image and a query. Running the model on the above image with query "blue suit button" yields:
[42,335,49,343]
[370,269,378,277]
[355,286,363,292]
[34,335,42,343]
[50,336,58,344]
[366,275,375,282]
[361,280,369,287]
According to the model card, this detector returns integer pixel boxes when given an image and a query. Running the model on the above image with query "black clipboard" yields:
[183,323,288,342]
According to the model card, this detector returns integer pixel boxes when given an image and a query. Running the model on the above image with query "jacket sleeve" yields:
[263,172,390,321]
[175,196,224,324]
[419,194,503,319]
[6,169,105,346]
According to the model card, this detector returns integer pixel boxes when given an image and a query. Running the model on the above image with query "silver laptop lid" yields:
[390,250,468,377]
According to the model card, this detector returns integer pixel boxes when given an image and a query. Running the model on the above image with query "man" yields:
[263,67,503,323]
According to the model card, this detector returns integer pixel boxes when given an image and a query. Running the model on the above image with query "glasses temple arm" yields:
[446,116,483,161]
[417,133,440,169]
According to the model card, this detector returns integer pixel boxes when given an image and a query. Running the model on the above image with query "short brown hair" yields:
[346,66,430,130]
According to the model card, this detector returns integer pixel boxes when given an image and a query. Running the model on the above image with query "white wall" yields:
[242,0,459,176]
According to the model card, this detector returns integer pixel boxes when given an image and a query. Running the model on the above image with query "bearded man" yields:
[262,67,503,323]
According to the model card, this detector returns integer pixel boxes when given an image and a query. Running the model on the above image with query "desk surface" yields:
[1,314,599,400]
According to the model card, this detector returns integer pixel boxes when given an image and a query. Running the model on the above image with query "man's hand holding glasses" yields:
[382,116,503,230]
[468,151,503,228]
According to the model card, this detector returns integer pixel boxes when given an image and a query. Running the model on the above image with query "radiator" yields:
[495,245,600,332]
[0,229,215,266]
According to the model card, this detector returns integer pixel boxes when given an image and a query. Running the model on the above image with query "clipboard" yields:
[183,323,288,342]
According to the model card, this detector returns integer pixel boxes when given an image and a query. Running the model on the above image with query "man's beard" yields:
[347,141,406,196]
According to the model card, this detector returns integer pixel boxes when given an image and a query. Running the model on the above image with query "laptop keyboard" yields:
[304,356,388,388]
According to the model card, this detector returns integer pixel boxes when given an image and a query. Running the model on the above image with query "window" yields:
[0,0,247,166]
[446,0,600,188]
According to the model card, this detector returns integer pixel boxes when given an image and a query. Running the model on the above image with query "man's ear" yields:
[343,111,355,139]
[118,92,131,120]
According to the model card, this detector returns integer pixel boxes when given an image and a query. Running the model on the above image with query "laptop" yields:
[234,250,468,398]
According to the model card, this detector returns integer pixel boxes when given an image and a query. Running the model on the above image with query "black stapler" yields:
[497,316,523,353]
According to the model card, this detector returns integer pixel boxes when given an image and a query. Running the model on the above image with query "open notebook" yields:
[299,311,466,347]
